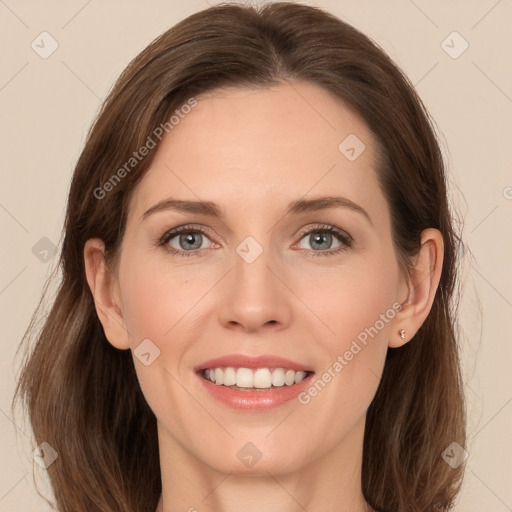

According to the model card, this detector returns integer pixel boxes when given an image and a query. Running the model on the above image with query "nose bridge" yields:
[218,234,291,331]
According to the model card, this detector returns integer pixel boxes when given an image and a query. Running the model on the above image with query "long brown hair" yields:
[13,2,466,511]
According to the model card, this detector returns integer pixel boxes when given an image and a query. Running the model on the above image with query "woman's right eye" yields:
[159,225,217,257]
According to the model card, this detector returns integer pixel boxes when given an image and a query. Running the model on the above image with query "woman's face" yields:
[112,82,407,475]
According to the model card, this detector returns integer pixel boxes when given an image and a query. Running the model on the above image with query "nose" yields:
[217,243,292,333]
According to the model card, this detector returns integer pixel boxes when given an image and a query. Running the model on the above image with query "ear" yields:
[389,228,444,348]
[83,238,130,350]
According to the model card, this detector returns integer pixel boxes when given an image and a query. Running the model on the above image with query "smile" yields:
[202,367,310,389]
[196,354,315,410]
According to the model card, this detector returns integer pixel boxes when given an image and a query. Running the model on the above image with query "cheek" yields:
[116,254,212,433]
[119,251,218,343]
[296,253,399,350]
[116,252,221,412]
[294,254,399,411]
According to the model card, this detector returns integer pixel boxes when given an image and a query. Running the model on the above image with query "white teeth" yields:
[223,367,237,386]
[271,368,286,387]
[294,371,307,384]
[253,368,272,388]
[285,369,295,386]
[236,368,253,388]
[214,368,224,386]
[203,367,309,388]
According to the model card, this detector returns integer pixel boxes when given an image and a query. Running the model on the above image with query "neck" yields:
[155,417,373,512]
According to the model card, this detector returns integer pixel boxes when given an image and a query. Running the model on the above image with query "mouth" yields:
[199,366,313,391]
[195,355,315,410]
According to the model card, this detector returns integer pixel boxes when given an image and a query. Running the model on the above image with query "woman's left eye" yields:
[295,225,353,256]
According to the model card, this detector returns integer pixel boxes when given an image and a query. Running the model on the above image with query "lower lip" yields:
[197,373,313,411]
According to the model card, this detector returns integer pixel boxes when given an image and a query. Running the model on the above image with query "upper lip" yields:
[196,354,314,372]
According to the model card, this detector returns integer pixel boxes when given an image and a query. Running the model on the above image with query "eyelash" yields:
[157,223,353,258]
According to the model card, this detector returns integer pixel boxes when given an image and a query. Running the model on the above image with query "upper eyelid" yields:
[161,224,215,239]
[295,223,352,241]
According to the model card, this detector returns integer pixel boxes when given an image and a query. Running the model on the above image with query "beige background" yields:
[1,0,511,510]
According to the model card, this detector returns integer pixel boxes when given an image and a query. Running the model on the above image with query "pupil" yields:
[312,232,331,249]
[181,233,201,250]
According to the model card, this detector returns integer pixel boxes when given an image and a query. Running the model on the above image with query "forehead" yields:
[128,81,386,222]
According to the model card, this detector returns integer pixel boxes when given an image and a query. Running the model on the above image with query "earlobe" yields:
[389,228,444,348]
[83,239,131,350]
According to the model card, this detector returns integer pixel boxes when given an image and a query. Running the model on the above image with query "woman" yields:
[14,2,466,511]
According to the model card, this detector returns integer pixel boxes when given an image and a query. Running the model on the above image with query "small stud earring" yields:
[399,329,406,341]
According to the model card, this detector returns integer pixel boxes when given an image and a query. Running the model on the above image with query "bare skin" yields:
[84,81,443,512]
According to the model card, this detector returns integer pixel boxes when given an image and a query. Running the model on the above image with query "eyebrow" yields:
[141,196,372,226]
